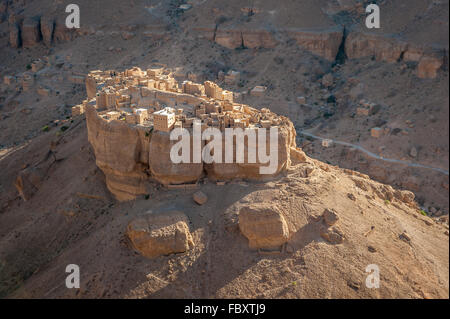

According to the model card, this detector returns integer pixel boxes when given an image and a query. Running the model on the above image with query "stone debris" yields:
[323,208,339,226]
[368,245,377,253]
[399,232,411,242]
[409,147,418,158]
[321,73,334,87]
[320,225,345,244]
[193,191,208,205]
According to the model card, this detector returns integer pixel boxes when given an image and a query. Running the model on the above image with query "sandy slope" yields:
[0,119,447,298]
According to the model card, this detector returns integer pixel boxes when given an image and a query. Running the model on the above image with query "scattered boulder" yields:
[409,147,418,158]
[15,166,48,201]
[320,225,345,244]
[238,204,290,249]
[193,191,208,205]
[323,208,339,226]
[399,232,411,243]
[126,211,194,258]
[368,245,377,253]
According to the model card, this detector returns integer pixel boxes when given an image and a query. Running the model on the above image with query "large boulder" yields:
[238,204,290,249]
[127,211,194,258]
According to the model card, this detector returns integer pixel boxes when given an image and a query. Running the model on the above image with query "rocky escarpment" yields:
[86,103,299,201]
[346,32,446,79]
[7,11,76,48]
[83,66,300,201]
[85,105,150,201]
[191,25,446,78]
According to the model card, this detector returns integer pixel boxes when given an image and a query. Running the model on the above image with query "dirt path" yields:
[298,131,449,176]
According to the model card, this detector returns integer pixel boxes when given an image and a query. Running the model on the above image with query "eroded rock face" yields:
[9,23,20,48]
[242,29,277,49]
[53,17,74,42]
[345,32,444,78]
[238,204,290,249]
[215,28,242,49]
[289,28,343,61]
[346,32,408,63]
[40,15,55,46]
[85,105,149,201]
[22,17,41,48]
[204,125,293,181]
[149,131,204,185]
[127,211,194,258]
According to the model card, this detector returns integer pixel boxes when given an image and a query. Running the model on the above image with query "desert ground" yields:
[0,0,448,299]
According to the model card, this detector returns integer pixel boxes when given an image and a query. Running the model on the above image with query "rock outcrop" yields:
[21,17,41,48]
[288,28,343,61]
[127,211,194,258]
[346,32,408,63]
[345,32,445,78]
[85,105,150,201]
[7,13,75,49]
[84,67,298,200]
